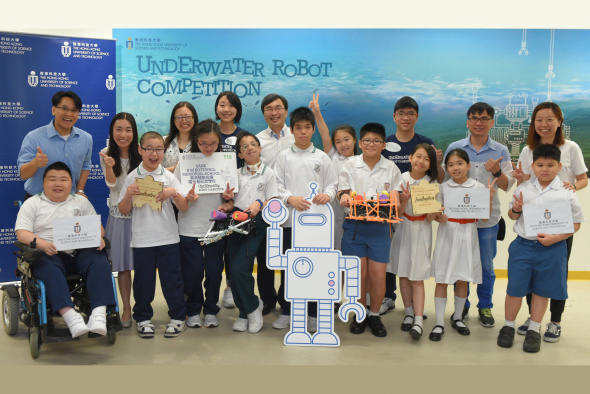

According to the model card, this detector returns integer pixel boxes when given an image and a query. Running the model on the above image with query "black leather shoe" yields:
[400,315,414,332]
[366,316,387,337]
[409,324,423,340]
[523,330,541,353]
[497,326,515,348]
[451,318,470,336]
[429,325,445,341]
[349,319,367,334]
[262,303,275,316]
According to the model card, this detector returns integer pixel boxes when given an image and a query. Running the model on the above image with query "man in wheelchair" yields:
[14,161,116,338]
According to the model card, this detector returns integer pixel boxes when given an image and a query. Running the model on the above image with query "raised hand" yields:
[223,182,235,201]
[187,183,199,201]
[488,176,498,199]
[34,147,48,168]
[512,191,524,212]
[99,151,115,168]
[485,157,503,174]
[400,181,411,202]
[512,161,525,184]
[308,93,321,115]
[431,144,443,164]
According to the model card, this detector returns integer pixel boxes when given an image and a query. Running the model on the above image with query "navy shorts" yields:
[506,236,568,300]
[341,220,391,263]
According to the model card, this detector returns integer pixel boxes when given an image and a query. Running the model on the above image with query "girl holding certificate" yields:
[430,148,496,341]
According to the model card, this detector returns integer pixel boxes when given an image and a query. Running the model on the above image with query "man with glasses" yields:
[255,93,295,316]
[18,91,93,200]
[443,102,514,328]
[381,96,444,316]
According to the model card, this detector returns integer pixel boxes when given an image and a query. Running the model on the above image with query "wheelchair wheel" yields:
[107,332,116,344]
[29,326,41,358]
[2,290,19,336]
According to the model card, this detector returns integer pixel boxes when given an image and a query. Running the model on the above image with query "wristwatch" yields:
[76,189,85,194]
[493,169,502,178]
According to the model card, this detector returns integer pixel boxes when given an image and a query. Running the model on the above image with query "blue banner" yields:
[113,29,590,168]
[0,32,115,283]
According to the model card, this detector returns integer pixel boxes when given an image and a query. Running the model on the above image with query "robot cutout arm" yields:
[338,255,366,323]
[263,199,288,269]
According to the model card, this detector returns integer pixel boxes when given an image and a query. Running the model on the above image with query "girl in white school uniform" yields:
[430,148,496,341]
[173,119,228,329]
[99,112,142,328]
[390,143,439,340]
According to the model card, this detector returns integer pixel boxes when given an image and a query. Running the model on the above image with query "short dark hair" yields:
[215,91,242,124]
[467,102,495,118]
[359,123,386,141]
[332,125,358,155]
[394,96,419,114]
[140,131,164,146]
[235,131,261,153]
[52,91,82,110]
[43,161,72,180]
[261,93,288,113]
[289,107,315,130]
[444,148,470,166]
[190,119,222,153]
[532,143,561,163]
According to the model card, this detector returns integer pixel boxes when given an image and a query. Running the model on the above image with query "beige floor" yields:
[1,275,589,365]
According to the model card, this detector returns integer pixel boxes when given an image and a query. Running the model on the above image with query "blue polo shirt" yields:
[17,121,93,195]
[382,133,435,173]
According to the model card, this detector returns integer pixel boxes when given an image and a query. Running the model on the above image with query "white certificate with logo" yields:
[53,215,102,251]
[523,201,574,237]
[178,152,239,195]
[443,188,490,220]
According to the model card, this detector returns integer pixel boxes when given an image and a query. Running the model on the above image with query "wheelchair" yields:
[2,238,123,358]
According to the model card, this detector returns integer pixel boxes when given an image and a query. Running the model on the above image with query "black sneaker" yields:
[523,330,541,353]
[478,308,495,328]
[349,319,367,334]
[462,306,469,320]
[366,315,387,337]
[497,326,515,348]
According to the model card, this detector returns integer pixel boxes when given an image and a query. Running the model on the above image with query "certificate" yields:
[179,152,239,194]
[53,215,102,251]
[134,175,163,211]
[523,201,574,237]
[410,180,441,215]
[443,188,490,220]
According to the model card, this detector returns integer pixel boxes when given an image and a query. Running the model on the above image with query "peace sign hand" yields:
[308,93,320,115]
[400,181,411,202]
[488,176,498,199]
[512,161,525,183]
[187,183,199,201]
[223,182,235,201]
[512,191,524,212]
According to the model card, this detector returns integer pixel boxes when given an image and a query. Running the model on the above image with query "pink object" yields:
[268,200,282,213]
[212,210,228,220]
[232,211,249,221]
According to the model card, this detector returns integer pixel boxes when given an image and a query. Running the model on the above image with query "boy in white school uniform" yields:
[118,131,189,338]
[497,144,584,353]
[272,107,338,330]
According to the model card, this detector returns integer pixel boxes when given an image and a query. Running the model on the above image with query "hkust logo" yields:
[28,71,38,87]
[74,222,81,234]
[126,38,133,50]
[61,41,72,57]
[463,194,470,204]
[106,75,116,90]
[544,209,551,220]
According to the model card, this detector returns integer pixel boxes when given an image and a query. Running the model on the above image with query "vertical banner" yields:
[0,32,115,283]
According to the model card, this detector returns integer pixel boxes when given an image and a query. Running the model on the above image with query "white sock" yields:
[434,297,447,328]
[453,295,467,321]
[414,315,424,328]
[91,305,107,317]
[402,315,414,325]
[504,320,515,328]
[368,310,379,317]
[528,320,541,333]
[62,308,78,322]
[404,306,414,317]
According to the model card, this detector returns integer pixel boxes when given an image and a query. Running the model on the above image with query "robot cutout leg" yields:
[284,299,312,345]
[312,299,340,346]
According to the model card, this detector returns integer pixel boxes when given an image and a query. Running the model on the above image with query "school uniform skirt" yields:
[105,214,134,272]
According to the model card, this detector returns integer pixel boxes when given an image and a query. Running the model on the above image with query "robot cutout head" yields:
[292,182,334,250]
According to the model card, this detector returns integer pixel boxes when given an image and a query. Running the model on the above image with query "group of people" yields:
[14,90,586,354]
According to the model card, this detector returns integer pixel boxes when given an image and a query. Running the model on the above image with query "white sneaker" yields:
[63,309,89,338]
[187,314,202,328]
[233,318,249,332]
[204,314,219,328]
[164,319,186,338]
[518,317,531,336]
[308,316,318,332]
[272,314,291,329]
[222,287,236,308]
[379,297,395,315]
[247,298,264,333]
[87,307,107,336]
[137,320,155,338]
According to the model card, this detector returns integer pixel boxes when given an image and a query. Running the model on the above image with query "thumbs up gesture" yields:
[34,147,48,169]
[99,151,115,168]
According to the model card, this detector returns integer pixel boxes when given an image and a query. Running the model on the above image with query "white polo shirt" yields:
[338,155,403,199]
[509,176,585,240]
[275,144,338,227]
[518,140,588,184]
[256,124,294,169]
[15,193,97,243]
[118,163,183,248]
[233,164,279,211]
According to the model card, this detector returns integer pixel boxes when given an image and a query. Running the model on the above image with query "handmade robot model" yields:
[198,210,253,246]
[262,182,365,347]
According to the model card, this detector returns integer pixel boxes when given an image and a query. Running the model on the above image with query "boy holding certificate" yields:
[497,144,584,353]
